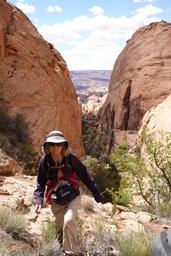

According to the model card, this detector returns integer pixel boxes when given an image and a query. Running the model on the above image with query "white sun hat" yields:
[43,130,68,148]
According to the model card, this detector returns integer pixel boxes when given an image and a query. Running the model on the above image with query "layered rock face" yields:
[0,0,84,157]
[99,21,171,152]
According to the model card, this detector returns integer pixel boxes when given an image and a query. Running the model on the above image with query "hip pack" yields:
[51,180,80,205]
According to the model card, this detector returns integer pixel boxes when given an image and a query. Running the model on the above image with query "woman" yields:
[34,130,106,256]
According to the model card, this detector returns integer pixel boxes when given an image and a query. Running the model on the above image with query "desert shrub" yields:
[42,219,59,245]
[90,218,115,255]
[39,240,62,256]
[0,99,37,174]
[17,144,38,175]
[116,231,151,256]
[77,216,115,255]
[82,113,107,158]
[40,220,62,256]
[0,207,26,238]
[83,155,120,201]
[106,178,132,207]
[110,131,171,214]
[153,200,171,218]
[0,108,29,147]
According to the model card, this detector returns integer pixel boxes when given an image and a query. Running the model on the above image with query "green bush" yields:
[82,113,107,158]
[83,155,120,201]
[110,131,171,214]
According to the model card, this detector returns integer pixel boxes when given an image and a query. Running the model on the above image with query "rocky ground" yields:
[0,174,171,255]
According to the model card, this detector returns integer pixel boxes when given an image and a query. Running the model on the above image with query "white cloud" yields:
[89,6,104,16]
[16,1,35,14]
[134,0,157,3]
[135,4,162,16]
[38,4,163,70]
[47,5,63,13]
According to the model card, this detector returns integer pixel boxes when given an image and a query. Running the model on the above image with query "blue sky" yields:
[8,0,171,70]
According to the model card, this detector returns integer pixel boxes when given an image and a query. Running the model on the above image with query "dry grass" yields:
[0,207,26,238]
[116,231,152,256]
[76,215,115,255]
[40,219,62,256]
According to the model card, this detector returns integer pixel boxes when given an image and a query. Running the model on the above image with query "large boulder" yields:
[0,149,22,176]
[98,21,171,152]
[0,0,84,157]
[152,229,171,256]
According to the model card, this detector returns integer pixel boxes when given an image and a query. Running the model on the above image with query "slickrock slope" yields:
[99,21,171,152]
[140,94,171,135]
[0,0,84,157]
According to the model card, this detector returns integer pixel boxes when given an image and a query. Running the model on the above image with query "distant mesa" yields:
[71,70,111,114]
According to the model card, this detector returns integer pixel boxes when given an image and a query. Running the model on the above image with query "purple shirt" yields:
[34,152,101,205]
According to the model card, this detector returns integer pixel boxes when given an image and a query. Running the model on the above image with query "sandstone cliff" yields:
[140,94,171,136]
[0,0,84,157]
[99,21,171,152]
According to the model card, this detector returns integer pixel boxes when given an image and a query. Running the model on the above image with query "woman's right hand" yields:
[35,204,42,214]
[94,192,107,204]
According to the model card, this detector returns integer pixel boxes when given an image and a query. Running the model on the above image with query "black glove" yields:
[94,193,107,204]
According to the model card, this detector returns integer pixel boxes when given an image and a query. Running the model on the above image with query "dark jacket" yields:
[34,152,104,205]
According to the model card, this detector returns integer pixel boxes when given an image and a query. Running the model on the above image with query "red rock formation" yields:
[99,21,171,152]
[0,0,84,157]
[0,149,22,176]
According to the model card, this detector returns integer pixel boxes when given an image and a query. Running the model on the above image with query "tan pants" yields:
[51,194,81,254]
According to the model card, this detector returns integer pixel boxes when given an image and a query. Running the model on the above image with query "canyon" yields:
[71,70,111,114]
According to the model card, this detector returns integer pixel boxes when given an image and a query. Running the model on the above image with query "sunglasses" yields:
[48,142,63,147]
